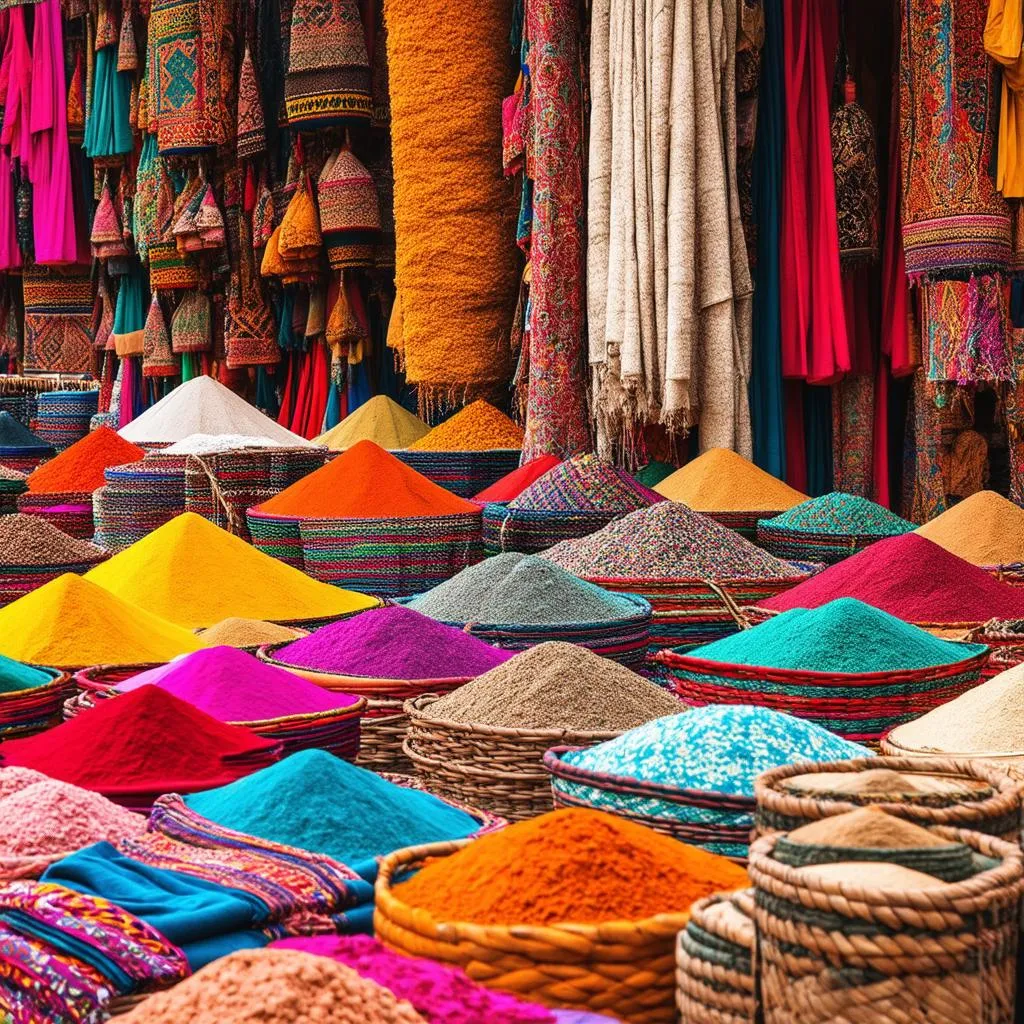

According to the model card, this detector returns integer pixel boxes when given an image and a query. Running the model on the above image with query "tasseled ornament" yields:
[195,183,226,249]
[279,172,322,260]
[831,78,880,269]
[326,274,364,355]
[91,175,128,259]
[171,290,212,353]
[142,292,179,377]
[305,286,326,337]
[237,44,266,160]
[118,0,138,71]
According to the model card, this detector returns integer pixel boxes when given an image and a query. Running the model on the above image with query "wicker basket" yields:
[676,890,757,1024]
[880,734,1024,779]
[0,668,75,739]
[749,826,1024,1024]
[545,747,754,860]
[391,449,522,498]
[754,756,1024,843]
[481,502,626,555]
[655,645,990,747]
[403,696,621,821]
[375,839,692,1023]
[257,646,471,774]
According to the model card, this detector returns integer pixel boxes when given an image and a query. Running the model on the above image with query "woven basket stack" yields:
[676,890,757,1024]
[31,391,100,452]
[0,439,55,475]
[966,618,1024,679]
[0,467,25,514]
[0,545,107,609]
[92,457,189,551]
[375,838,691,1023]
[481,502,629,556]
[392,449,521,498]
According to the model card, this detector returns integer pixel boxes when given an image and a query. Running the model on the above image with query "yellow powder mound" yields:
[314,396,429,451]
[0,574,206,668]
[915,490,1024,566]
[408,400,525,451]
[85,513,380,630]
[655,448,808,511]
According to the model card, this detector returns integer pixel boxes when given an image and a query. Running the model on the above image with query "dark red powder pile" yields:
[760,533,1024,623]
[0,686,278,809]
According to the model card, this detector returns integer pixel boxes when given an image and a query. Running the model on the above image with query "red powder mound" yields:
[27,427,145,494]
[257,440,479,519]
[474,455,562,503]
[760,533,1024,623]
[0,686,278,807]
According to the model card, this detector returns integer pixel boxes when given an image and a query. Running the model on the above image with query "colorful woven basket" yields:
[403,694,623,822]
[481,502,628,555]
[375,838,693,1023]
[391,449,521,498]
[256,645,471,774]
[0,445,55,475]
[655,643,990,747]
[32,391,100,451]
[0,667,75,740]
[754,756,1024,843]
[0,469,26,515]
[0,555,108,609]
[92,457,189,551]
[676,890,757,1024]
[749,827,1024,1024]
[545,747,755,861]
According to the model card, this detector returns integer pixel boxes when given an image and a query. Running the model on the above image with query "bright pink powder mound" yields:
[114,646,361,722]
[760,533,1024,622]
[272,935,555,1024]
[0,767,49,801]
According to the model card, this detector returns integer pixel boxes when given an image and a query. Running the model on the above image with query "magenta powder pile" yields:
[114,646,362,722]
[273,606,514,679]
[272,935,554,1024]
[0,772,146,857]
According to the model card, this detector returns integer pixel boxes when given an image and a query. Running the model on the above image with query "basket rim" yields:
[406,694,626,743]
[880,732,1024,761]
[654,645,990,685]
[544,746,757,811]
[744,605,994,630]
[376,838,695,938]
[247,507,483,526]
[394,447,523,456]
[568,571,813,588]
[0,667,73,702]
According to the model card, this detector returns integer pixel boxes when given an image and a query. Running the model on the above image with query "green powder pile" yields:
[0,653,53,694]
[689,598,982,673]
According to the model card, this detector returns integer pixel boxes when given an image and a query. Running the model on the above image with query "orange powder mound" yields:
[915,490,1024,566]
[408,401,525,452]
[655,447,808,512]
[257,441,480,519]
[392,807,748,926]
[27,427,144,494]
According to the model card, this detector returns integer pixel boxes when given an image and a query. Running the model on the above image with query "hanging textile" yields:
[904,369,947,523]
[779,0,850,384]
[985,0,1024,197]
[832,374,874,497]
[901,0,1010,275]
[520,0,589,460]
[22,264,95,374]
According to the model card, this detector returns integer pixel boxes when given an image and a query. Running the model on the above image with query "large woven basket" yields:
[0,555,108,609]
[375,839,692,1023]
[258,646,470,774]
[748,826,1024,1024]
[481,502,625,555]
[0,668,75,739]
[655,644,990,747]
[880,734,1024,779]
[676,890,757,1024]
[391,449,521,498]
[403,695,621,821]
[755,522,905,566]
[754,756,1024,843]
[544,747,754,861]
[93,458,188,551]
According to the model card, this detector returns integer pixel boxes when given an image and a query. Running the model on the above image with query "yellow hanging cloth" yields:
[986,0,1024,196]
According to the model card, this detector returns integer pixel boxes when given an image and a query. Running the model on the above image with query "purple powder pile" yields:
[274,606,514,679]
[272,935,555,1024]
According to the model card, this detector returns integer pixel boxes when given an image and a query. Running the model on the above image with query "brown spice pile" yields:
[781,768,983,800]
[120,949,428,1024]
[786,807,956,850]
[198,617,310,649]
[427,641,682,731]
[0,515,106,567]
[794,861,946,889]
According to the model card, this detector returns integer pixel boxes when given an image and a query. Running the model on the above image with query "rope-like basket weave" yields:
[93,458,188,551]
[391,449,521,498]
[481,502,627,555]
[748,827,1024,1024]
[0,668,74,739]
[880,735,1024,779]
[544,747,754,861]
[257,646,471,774]
[966,620,1024,678]
[655,646,990,747]
[0,555,108,609]
[404,695,621,821]
[676,890,757,1024]
[754,757,1024,843]
[375,838,693,1023]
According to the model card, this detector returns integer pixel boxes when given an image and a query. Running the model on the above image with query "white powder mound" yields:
[119,378,313,447]
[164,433,286,455]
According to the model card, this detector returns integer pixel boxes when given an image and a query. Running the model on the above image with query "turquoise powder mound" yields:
[0,653,52,694]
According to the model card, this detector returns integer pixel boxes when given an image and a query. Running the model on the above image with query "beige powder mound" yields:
[781,768,987,800]
[915,490,1024,566]
[786,807,956,850]
[794,861,946,890]
[886,662,1024,755]
[119,949,428,1024]
[198,617,309,649]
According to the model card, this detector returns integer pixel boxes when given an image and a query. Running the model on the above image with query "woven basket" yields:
[744,604,998,636]
[375,838,692,1023]
[93,458,189,551]
[246,508,305,567]
[754,757,1024,843]
[481,502,626,555]
[655,645,990,746]
[391,449,522,498]
[0,668,75,739]
[676,890,757,1024]
[403,695,622,821]
[0,555,108,609]
[296,511,484,598]
[879,733,1024,779]
[982,563,1024,586]
[702,509,780,541]
[545,747,754,860]
[257,646,471,774]
[756,523,903,566]
[749,826,1024,1024]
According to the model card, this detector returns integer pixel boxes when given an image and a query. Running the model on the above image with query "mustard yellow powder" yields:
[655,448,808,512]
[85,513,380,629]
[0,574,206,668]
[407,400,524,451]
[314,396,430,451]
[915,490,1024,566]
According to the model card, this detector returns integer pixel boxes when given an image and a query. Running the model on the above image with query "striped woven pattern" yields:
[93,458,189,551]
[481,503,625,555]
[0,668,75,740]
[17,498,95,541]
[32,391,100,452]
[392,449,521,499]
[509,452,662,512]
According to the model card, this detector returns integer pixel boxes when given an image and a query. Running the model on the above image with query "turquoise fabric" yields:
[83,45,133,158]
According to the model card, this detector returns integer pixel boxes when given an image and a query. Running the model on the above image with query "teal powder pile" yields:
[0,653,52,693]
[184,749,480,872]
[688,598,984,673]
